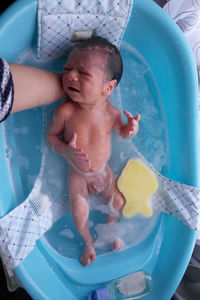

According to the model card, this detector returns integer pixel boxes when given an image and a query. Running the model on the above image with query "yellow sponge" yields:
[117,159,158,218]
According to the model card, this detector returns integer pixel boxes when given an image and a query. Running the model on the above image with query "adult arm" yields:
[9,63,65,113]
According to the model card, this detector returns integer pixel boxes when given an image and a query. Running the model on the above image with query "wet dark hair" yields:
[71,37,123,85]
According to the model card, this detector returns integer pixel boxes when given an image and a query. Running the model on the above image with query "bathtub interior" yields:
[0,0,199,299]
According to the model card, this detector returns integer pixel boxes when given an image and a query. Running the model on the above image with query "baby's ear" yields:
[103,79,117,96]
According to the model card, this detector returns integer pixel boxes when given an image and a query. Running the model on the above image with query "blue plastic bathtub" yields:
[0,0,199,299]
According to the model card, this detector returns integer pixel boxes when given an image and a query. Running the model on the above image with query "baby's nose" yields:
[68,70,78,81]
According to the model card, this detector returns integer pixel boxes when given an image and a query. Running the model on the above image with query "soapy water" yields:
[3,41,169,257]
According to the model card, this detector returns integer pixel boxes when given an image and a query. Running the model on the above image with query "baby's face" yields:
[62,48,111,105]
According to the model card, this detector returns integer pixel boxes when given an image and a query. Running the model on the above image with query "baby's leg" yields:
[68,169,96,266]
[101,165,125,221]
[101,165,125,250]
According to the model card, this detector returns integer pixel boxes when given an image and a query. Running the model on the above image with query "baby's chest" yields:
[66,116,112,140]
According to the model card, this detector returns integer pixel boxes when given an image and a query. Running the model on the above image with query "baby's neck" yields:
[77,101,107,113]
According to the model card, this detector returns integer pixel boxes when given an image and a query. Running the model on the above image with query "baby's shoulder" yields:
[63,100,76,111]
[54,100,75,119]
[107,103,121,119]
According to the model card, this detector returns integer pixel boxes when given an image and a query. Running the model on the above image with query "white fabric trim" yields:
[37,0,133,58]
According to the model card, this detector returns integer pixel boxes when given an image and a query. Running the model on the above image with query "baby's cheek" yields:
[62,75,67,90]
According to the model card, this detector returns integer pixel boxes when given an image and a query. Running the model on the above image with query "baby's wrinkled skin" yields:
[47,47,140,266]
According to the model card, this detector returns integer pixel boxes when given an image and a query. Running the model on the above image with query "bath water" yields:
[3,41,169,257]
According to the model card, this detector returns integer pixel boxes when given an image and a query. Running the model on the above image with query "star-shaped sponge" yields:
[117,159,158,218]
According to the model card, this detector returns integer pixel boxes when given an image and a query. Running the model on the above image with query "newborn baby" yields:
[47,37,140,266]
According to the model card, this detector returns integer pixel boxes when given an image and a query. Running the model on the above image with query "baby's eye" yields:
[79,70,90,76]
[63,67,71,73]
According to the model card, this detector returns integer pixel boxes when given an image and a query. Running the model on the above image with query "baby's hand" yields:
[123,110,141,138]
[66,133,92,170]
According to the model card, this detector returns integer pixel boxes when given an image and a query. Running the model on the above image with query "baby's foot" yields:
[113,238,124,251]
[80,246,96,266]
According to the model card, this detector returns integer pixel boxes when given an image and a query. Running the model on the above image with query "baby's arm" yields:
[47,103,92,169]
[47,102,70,157]
[113,109,141,138]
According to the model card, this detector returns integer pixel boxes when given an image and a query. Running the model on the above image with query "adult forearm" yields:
[9,63,65,113]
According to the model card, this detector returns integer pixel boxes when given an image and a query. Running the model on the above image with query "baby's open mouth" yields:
[69,86,80,92]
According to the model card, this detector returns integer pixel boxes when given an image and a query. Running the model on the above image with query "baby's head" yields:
[68,37,123,85]
[63,37,123,104]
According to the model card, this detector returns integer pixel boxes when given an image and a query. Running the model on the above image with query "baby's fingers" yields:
[124,110,141,122]
[123,110,133,119]
[69,133,77,148]
[134,113,141,122]
[75,157,92,167]
[74,151,88,158]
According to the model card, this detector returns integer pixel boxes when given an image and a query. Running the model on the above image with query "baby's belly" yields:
[63,123,112,173]
[73,137,111,173]
[85,144,110,171]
